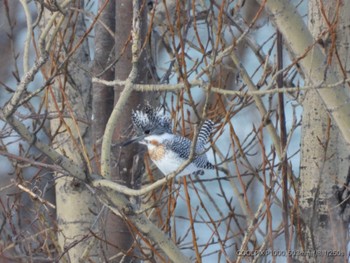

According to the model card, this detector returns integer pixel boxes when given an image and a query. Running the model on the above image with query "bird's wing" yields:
[166,135,214,169]
[166,136,192,160]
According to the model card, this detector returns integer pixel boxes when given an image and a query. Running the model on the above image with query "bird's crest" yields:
[131,104,172,136]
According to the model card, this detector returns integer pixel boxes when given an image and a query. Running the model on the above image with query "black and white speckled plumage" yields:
[197,120,214,147]
[131,104,172,136]
[163,134,215,170]
[129,104,215,175]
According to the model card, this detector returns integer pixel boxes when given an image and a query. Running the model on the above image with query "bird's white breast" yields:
[144,133,204,176]
[152,149,200,177]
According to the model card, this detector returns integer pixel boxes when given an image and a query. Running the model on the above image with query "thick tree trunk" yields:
[39,0,98,261]
[102,0,149,260]
[296,1,350,262]
[92,0,115,150]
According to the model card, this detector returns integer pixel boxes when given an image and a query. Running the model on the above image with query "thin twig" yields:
[19,0,32,74]
[12,180,56,209]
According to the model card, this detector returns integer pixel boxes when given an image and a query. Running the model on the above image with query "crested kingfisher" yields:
[122,105,215,177]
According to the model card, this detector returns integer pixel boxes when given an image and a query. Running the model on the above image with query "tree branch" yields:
[92,76,350,97]
[260,0,350,144]
[97,189,191,263]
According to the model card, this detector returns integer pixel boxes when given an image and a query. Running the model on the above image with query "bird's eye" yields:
[145,129,150,135]
[147,1,154,12]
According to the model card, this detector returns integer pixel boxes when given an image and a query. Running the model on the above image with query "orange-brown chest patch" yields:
[148,144,166,161]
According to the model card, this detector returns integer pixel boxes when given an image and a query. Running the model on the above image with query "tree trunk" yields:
[102,0,149,260]
[39,0,98,261]
[92,0,115,151]
[296,1,350,262]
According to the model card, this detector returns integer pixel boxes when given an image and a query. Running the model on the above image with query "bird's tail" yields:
[197,120,214,146]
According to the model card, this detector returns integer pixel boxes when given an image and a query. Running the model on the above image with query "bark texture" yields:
[92,0,115,151]
[296,1,350,262]
[103,0,149,260]
[39,0,98,261]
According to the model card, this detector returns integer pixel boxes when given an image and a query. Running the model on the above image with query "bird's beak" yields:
[120,134,146,147]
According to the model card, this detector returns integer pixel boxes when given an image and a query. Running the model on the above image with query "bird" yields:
[122,104,215,177]
[139,120,215,177]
